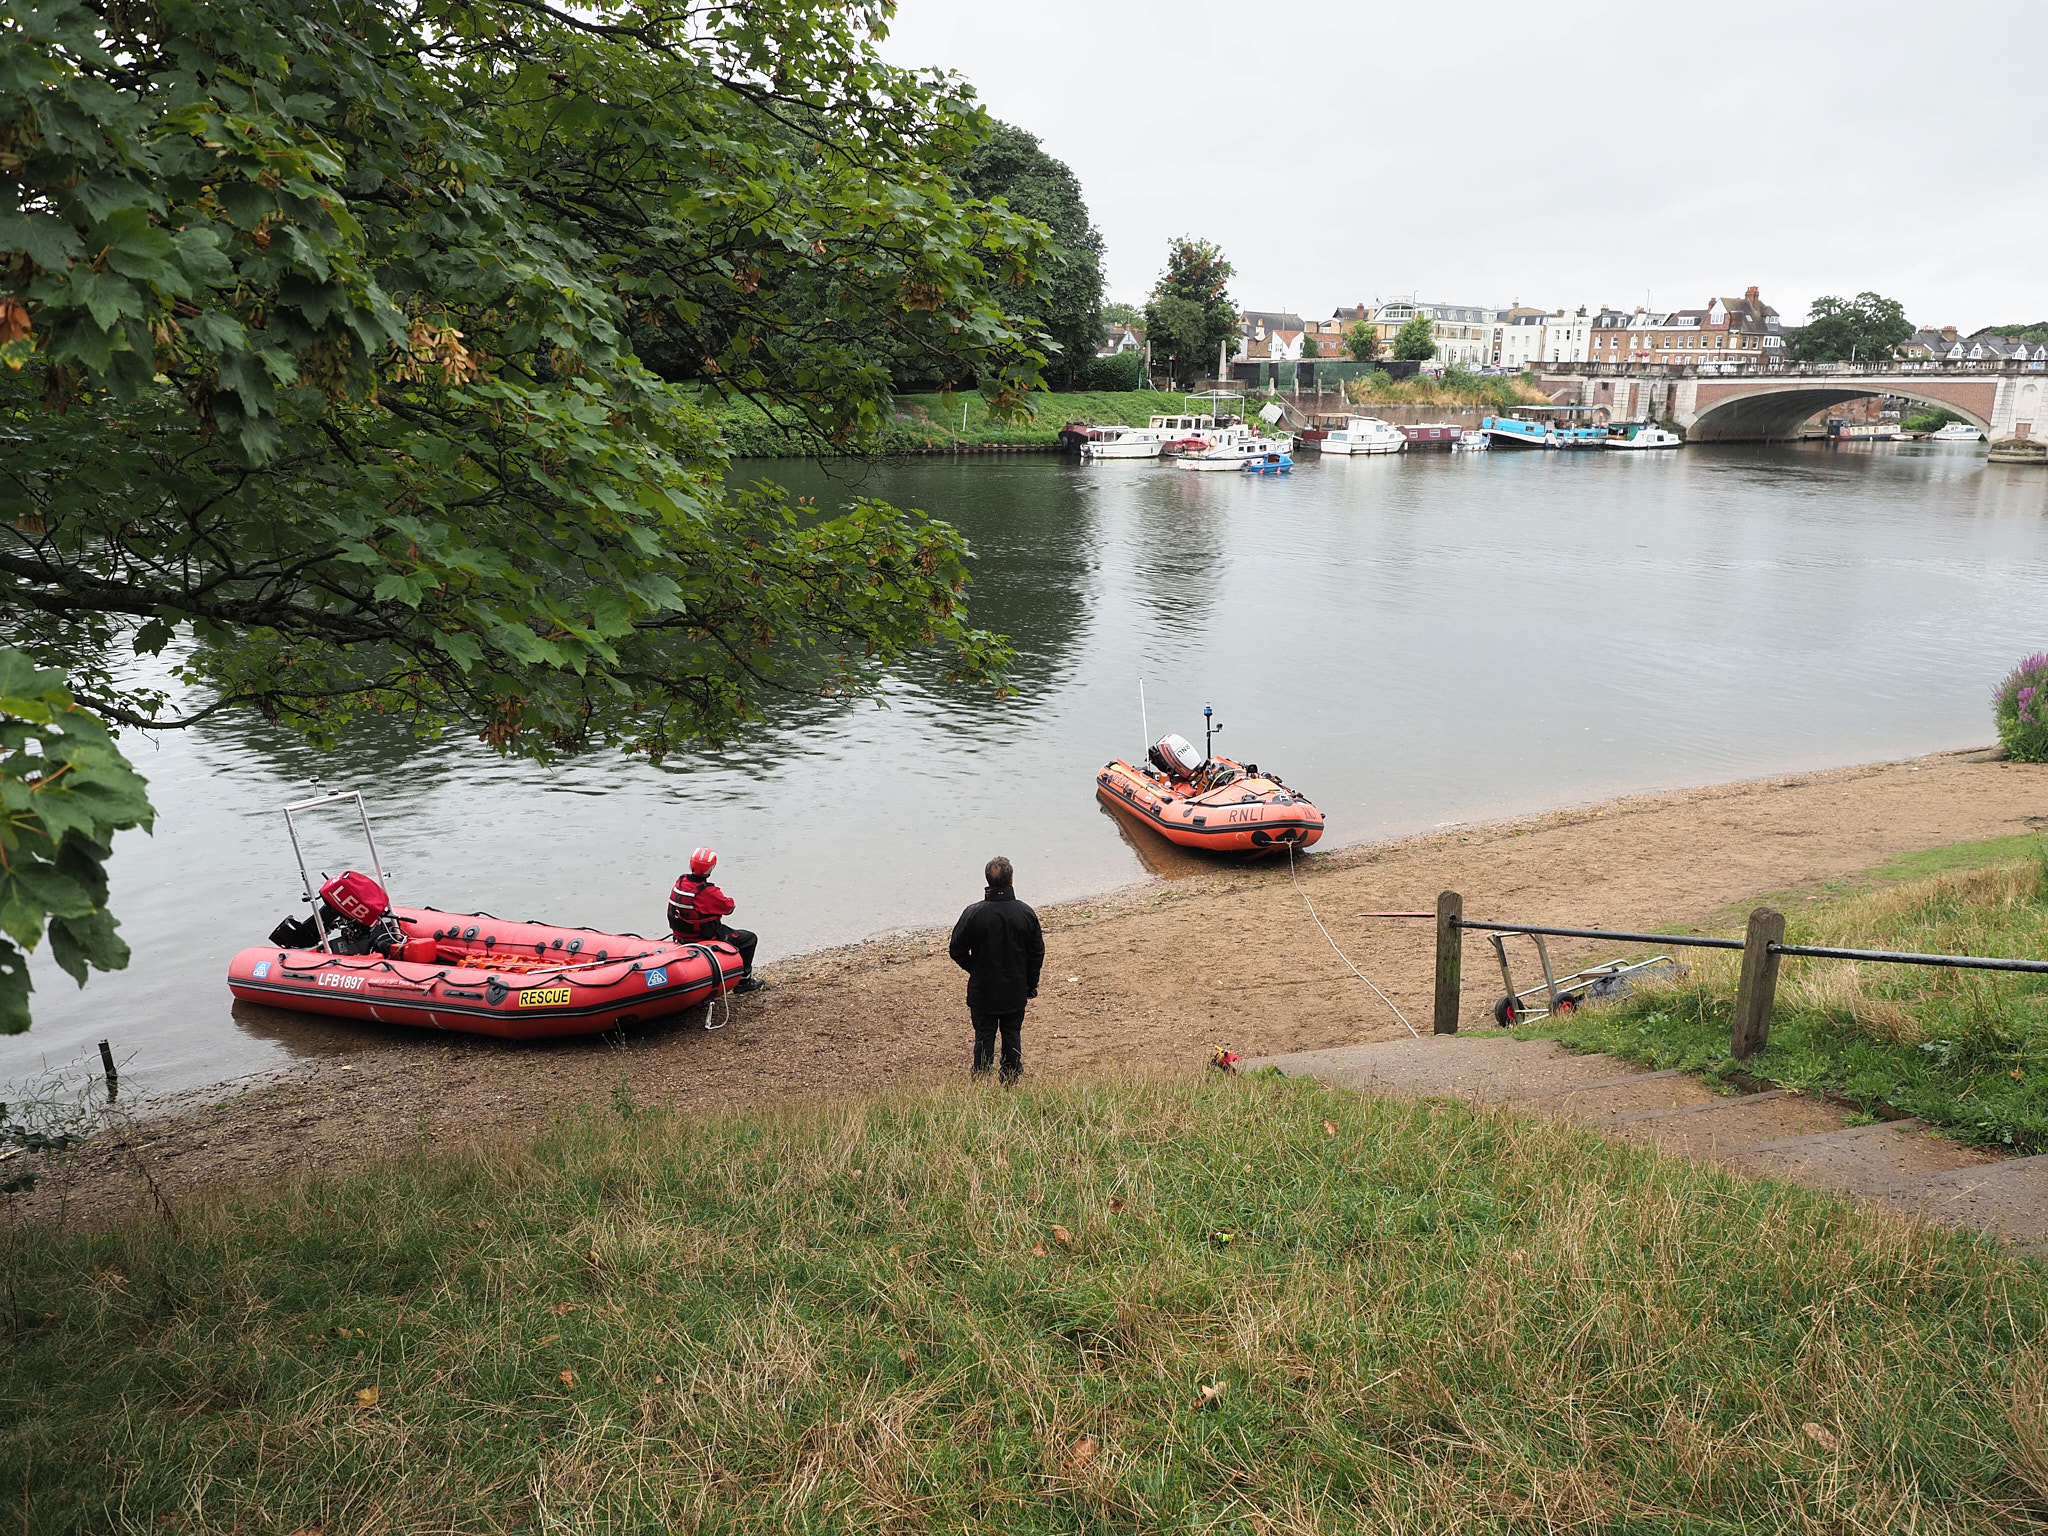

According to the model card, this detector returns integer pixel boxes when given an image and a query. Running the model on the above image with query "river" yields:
[6,440,2044,1102]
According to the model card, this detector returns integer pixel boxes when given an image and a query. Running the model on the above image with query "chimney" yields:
[1745,285,1759,303]
[1942,325,1957,341]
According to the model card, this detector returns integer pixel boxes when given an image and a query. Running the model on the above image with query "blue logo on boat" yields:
[645,967,668,988]
[253,961,271,978]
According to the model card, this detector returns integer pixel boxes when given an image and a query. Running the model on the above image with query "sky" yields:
[880,0,2047,332]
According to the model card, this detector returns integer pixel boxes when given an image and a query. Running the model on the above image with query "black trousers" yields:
[972,1009,1024,1081]
[678,923,757,976]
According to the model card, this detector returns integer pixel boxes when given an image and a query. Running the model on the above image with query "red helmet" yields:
[689,846,718,876]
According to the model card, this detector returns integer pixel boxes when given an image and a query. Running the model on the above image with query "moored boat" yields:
[1398,421,1463,452]
[1240,450,1293,474]
[1606,421,1683,450]
[1480,415,1553,449]
[1175,430,1294,471]
[1452,430,1489,451]
[1931,421,1985,442]
[1320,416,1406,455]
[1096,732,1323,854]
[1082,426,1172,460]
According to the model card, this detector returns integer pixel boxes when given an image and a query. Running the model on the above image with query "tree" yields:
[1789,293,1913,362]
[1143,237,1236,388]
[1391,315,1437,361]
[1102,302,1144,332]
[1081,350,1143,391]
[955,122,1104,391]
[1300,334,1320,359]
[1345,323,1380,362]
[0,0,1057,1029]
[1977,322,2048,345]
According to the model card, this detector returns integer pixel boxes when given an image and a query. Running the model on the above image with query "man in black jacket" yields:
[948,855,1045,1083]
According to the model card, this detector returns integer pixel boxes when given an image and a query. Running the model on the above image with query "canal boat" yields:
[1095,728,1323,855]
[1175,431,1294,471]
[1480,415,1554,450]
[227,790,746,1039]
[1606,422,1683,450]
[1930,421,1985,441]
[1398,422,1464,452]
[1319,416,1406,455]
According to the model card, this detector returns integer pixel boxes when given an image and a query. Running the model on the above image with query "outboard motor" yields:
[1146,733,1203,781]
[267,870,399,955]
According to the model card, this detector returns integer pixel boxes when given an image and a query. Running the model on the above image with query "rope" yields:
[1286,842,1419,1039]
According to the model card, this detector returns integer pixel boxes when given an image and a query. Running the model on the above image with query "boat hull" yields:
[1081,440,1164,460]
[1320,437,1403,455]
[227,905,743,1039]
[1094,759,1324,854]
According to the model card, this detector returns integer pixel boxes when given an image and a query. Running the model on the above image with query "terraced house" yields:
[1590,286,1785,368]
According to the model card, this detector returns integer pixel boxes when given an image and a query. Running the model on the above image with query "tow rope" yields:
[1286,842,1419,1038]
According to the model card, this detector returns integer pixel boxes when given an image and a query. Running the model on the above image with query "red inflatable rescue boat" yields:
[1096,727,1324,855]
[226,789,743,1040]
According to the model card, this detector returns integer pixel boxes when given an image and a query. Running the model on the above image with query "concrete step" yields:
[1854,1153,2048,1245]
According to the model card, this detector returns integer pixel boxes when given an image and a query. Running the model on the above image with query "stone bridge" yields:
[1536,362,2046,442]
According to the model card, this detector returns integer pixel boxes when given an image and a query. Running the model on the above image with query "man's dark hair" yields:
[985,856,1014,889]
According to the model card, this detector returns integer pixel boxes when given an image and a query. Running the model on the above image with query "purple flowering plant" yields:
[1993,652,2048,761]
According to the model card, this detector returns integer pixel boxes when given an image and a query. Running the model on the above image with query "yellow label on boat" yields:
[519,986,573,1007]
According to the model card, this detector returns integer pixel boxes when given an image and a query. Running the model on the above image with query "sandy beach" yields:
[13,747,2045,1226]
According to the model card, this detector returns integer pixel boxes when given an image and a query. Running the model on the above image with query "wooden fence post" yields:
[1433,890,1463,1035]
[1730,907,1786,1060]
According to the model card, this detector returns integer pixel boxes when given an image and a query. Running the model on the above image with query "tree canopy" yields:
[1142,237,1235,388]
[1390,315,1436,361]
[1789,293,1913,362]
[0,0,1059,1029]
[1345,323,1379,362]
[955,122,1102,391]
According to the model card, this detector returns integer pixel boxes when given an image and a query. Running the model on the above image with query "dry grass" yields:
[6,1074,2048,1532]
[1342,371,1553,412]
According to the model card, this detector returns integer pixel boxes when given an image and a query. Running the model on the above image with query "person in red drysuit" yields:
[668,847,765,992]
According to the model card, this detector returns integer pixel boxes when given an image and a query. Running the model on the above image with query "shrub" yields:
[1994,653,2048,762]
[1080,349,1144,392]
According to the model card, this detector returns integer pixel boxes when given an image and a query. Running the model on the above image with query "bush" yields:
[1994,653,2048,761]
[1080,349,1144,392]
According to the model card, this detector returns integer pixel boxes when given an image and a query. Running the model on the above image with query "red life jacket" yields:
[668,873,735,938]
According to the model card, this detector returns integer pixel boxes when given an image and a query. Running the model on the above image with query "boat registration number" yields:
[318,972,364,991]
[519,986,573,1008]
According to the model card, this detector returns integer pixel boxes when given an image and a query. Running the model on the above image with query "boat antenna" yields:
[1139,678,1150,752]
[1204,705,1219,764]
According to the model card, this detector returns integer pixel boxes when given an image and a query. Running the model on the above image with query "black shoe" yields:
[732,976,766,994]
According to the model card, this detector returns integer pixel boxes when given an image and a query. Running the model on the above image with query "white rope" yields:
[1287,842,1419,1038]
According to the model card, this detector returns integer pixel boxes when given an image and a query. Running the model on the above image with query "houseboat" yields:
[1479,416,1553,450]
[1398,422,1464,452]
[1319,417,1406,455]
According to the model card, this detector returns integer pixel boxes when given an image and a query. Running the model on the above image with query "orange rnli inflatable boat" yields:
[228,906,742,1040]
[1096,731,1324,854]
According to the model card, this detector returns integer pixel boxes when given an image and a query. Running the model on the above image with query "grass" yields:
[7,1075,2048,1532]
[1531,839,2048,1151]
[710,390,1207,457]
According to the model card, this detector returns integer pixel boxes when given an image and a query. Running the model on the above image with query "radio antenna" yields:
[1139,678,1150,752]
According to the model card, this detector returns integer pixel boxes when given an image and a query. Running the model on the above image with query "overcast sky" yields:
[880,1,2045,331]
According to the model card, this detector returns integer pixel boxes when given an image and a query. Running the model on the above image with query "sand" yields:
[14,748,2045,1226]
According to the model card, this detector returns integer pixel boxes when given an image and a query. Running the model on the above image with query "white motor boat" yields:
[1318,416,1406,455]
[1452,430,1489,451]
[1606,422,1684,450]
[1930,421,1985,441]
[1081,427,1172,460]
[1174,430,1294,471]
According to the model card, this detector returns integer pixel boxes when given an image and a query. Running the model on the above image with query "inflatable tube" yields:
[1095,755,1324,854]
[227,905,742,1040]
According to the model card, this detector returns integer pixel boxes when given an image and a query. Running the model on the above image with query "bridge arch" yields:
[1685,379,1996,443]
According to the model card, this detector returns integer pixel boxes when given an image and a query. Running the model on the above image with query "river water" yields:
[7,441,2045,1102]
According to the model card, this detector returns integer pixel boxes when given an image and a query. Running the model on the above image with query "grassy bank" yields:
[7,1075,2048,1532]
[1531,835,2048,1150]
[713,390,1197,457]
[1344,369,1553,413]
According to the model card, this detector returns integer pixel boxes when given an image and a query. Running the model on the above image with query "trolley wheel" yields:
[1554,993,1581,1016]
[1493,994,1520,1027]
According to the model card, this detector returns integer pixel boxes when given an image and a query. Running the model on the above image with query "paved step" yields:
[1247,1037,2045,1254]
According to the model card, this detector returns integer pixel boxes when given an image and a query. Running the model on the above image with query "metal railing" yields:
[1414,892,2048,1060]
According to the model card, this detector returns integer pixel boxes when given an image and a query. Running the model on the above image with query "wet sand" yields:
[14,748,2045,1227]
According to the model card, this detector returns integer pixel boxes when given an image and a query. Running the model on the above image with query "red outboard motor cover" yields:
[319,870,390,924]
